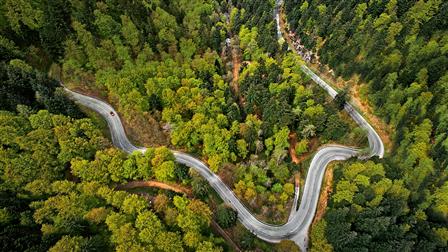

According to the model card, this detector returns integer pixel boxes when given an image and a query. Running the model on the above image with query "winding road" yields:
[63,5,383,249]
[64,70,382,251]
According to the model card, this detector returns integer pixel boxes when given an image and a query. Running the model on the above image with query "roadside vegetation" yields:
[1,0,446,251]
[284,0,448,250]
[0,0,369,251]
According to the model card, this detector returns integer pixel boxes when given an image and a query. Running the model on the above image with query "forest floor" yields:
[350,83,393,150]
[289,133,320,165]
[119,109,169,148]
[231,44,241,95]
[297,138,319,164]
[231,38,246,109]
[312,163,335,225]
[65,82,169,148]
[288,132,300,164]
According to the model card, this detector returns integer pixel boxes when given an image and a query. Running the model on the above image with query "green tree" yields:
[135,210,164,244]
[301,124,316,139]
[152,7,178,49]
[333,89,348,110]
[155,231,184,252]
[310,219,333,252]
[49,235,90,252]
[215,204,237,228]
[276,240,300,252]
[4,0,43,33]
[295,139,309,156]
[120,15,140,53]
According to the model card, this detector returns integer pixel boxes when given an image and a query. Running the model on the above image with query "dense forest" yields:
[1,0,231,251]
[0,0,336,250]
[284,0,448,251]
[1,0,447,251]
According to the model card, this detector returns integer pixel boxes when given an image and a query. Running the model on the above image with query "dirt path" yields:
[231,45,241,95]
[278,7,296,53]
[231,39,246,109]
[312,163,334,225]
[117,180,192,196]
[288,132,300,164]
[120,180,241,250]
[294,173,301,188]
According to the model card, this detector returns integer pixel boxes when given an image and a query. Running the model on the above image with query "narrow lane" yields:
[63,5,383,247]
[65,83,383,251]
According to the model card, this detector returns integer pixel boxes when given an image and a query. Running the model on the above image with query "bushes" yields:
[215,204,238,228]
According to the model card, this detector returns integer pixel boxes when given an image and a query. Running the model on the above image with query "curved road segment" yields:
[64,78,382,251]
[64,9,384,247]
[64,2,383,251]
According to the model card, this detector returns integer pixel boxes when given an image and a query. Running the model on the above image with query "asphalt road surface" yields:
[64,9,384,246]
[65,3,384,248]
[65,82,383,252]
